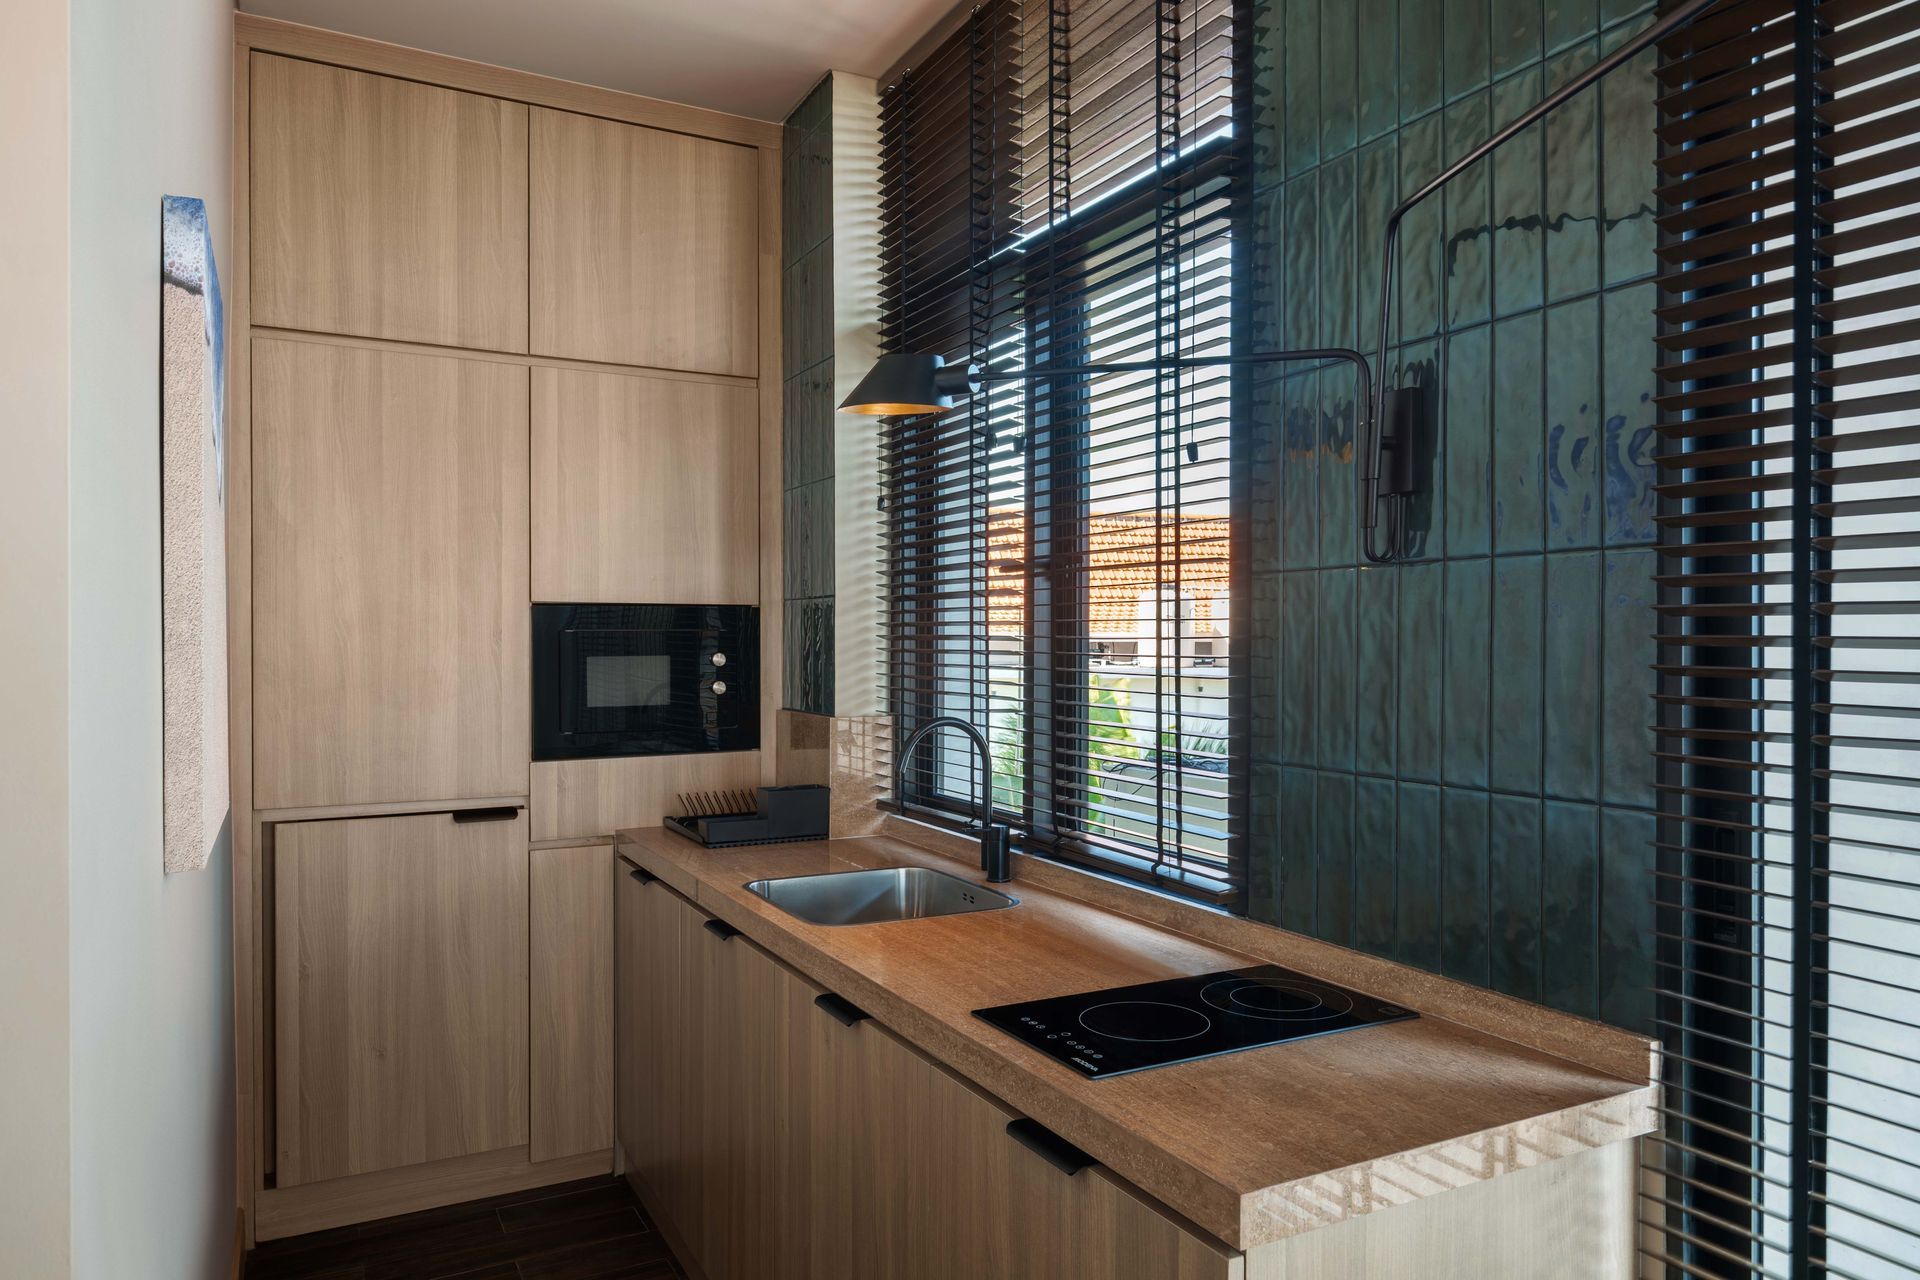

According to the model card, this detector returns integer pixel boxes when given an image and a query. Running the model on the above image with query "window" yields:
[880,0,1245,905]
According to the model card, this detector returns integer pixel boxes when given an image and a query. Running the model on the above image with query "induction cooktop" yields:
[973,965,1416,1079]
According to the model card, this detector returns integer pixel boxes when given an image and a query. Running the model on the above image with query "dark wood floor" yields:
[245,1176,686,1280]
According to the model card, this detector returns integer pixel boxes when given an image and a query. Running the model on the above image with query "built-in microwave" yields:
[532,604,758,761]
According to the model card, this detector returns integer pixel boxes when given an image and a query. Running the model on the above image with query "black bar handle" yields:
[627,866,657,885]
[813,992,870,1027]
[451,806,522,823]
[702,918,740,941]
[1005,1118,1096,1177]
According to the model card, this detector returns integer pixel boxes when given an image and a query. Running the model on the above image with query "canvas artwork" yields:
[161,195,229,874]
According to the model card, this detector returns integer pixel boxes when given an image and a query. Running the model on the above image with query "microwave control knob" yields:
[711,680,728,696]
[711,652,728,667]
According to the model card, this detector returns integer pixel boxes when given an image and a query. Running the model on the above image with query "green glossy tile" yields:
[783,360,834,490]
[1601,282,1658,545]
[785,73,831,139]
[1599,35,1656,285]
[1251,1,1286,175]
[1493,311,1544,553]
[1356,138,1398,357]
[1442,560,1491,788]
[1398,561,1444,780]
[1286,0,1324,177]
[1317,568,1357,771]
[1247,760,1282,921]
[782,241,832,377]
[1393,343,1443,558]
[1601,549,1656,807]
[1319,152,1358,350]
[1543,43,1600,301]
[1599,805,1655,1031]
[1490,69,1544,318]
[783,478,834,599]
[1397,114,1446,341]
[1281,370,1321,568]
[1356,566,1398,774]
[1249,185,1287,352]
[1357,0,1400,141]
[1249,573,1283,760]
[1444,325,1491,557]
[1323,0,1359,157]
[1318,772,1357,944]
[1355,777,1399,952]
[1545,0,1597,51]
[1545,297,1600,547]
[1280,571,1318,762]
[1441,787,1491,985]
[1544,551,1600,800]
[1283,177,1321,350]
[1542,800,1599,1017]
[1489,795,1543,1001]
[1490,555,1544,793]
[1600,0,1654,31]
[1400,0,1444,120]
[782,118,831,268]
[1445,0,1490,101]
[1279,767,1319,934]
[1492,0,1544,77]
[1396,782,1443,970]
[1443,93,1492,328]
[783,597,834,716]
[1320,366,1359,567]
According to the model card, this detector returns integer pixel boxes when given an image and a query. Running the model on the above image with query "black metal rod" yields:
[1366,0,1724,518]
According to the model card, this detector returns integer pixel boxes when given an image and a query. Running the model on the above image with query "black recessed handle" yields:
[813,992,870,1027]
[451,806,521,823]
[1005,1118,1096,1177]
[702,918,740,941]
[627,866,657,885]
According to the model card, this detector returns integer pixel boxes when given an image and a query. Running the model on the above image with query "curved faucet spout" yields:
[894,716,1014,884]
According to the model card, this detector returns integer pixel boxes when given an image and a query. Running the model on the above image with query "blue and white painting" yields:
[160,195,228,874]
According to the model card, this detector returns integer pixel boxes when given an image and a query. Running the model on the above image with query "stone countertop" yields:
[614,825,1657,1252]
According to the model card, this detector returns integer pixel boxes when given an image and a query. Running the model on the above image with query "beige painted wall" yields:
[67,0,237,1275]
[0,1,74,1274]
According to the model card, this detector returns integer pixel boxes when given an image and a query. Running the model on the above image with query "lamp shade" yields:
[838,353,975,415]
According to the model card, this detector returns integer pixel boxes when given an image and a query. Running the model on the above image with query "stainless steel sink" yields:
[744,866,1017,927]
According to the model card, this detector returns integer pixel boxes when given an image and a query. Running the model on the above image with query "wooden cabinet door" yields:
[251,54,529,351]
[530,843,613,1163]
[274,810,529,1187]
[531,366,758,604]
[252,338,530,810]
[530,107,758,376]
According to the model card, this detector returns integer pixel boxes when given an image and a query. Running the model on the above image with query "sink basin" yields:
[745,866,1017,927]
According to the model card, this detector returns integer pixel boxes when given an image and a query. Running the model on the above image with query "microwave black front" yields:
[533,604,758,761]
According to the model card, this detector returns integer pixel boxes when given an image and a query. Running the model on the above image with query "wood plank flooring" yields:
[245,1176,686,1280]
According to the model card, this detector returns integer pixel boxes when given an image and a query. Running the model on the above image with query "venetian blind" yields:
[1649,0,1920,1276]
[879,0,1246,903]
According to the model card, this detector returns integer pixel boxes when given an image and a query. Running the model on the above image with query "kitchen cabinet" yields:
[530,106,759,376]
[275,810,529,1187]
[530,843,614,1163]
[614,864,1238,1280]
[251,338,530,811]
[531,365,759,604]
[250,54,529,351]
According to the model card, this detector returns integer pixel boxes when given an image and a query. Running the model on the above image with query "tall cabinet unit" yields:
[230,15,784,1243]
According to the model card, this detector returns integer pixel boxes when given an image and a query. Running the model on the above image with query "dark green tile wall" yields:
[784,76,835,716]
[1246,0,1660,1032]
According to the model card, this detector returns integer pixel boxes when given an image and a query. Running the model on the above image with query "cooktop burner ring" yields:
[1199,977,1353,1021]
[1076,1000,1213,1043]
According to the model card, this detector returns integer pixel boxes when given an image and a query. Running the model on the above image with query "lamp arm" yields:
[1366,0,1720,486]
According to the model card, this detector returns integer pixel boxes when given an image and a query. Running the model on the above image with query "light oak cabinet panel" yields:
[530,107,759,375]
[251,54,529,351]
[252,339,530,810]
[531,366,758,604]
[614,869,1235,1280]
[530,843,614,1163]
[530,753,762,842]
[275,811,529,1187]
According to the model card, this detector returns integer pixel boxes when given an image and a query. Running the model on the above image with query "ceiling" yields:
[238,0,954,122]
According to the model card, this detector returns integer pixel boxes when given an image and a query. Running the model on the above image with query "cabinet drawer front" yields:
[275,811,530,1186]
[531,843,614,1162]
[252,338,530,810]
[251,54,529,351]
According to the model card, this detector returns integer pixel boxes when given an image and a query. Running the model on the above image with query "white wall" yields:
[0,1,74,1274]
[68,0,236,1275]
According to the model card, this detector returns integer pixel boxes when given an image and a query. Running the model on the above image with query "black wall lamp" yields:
[842,0,1719,563]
